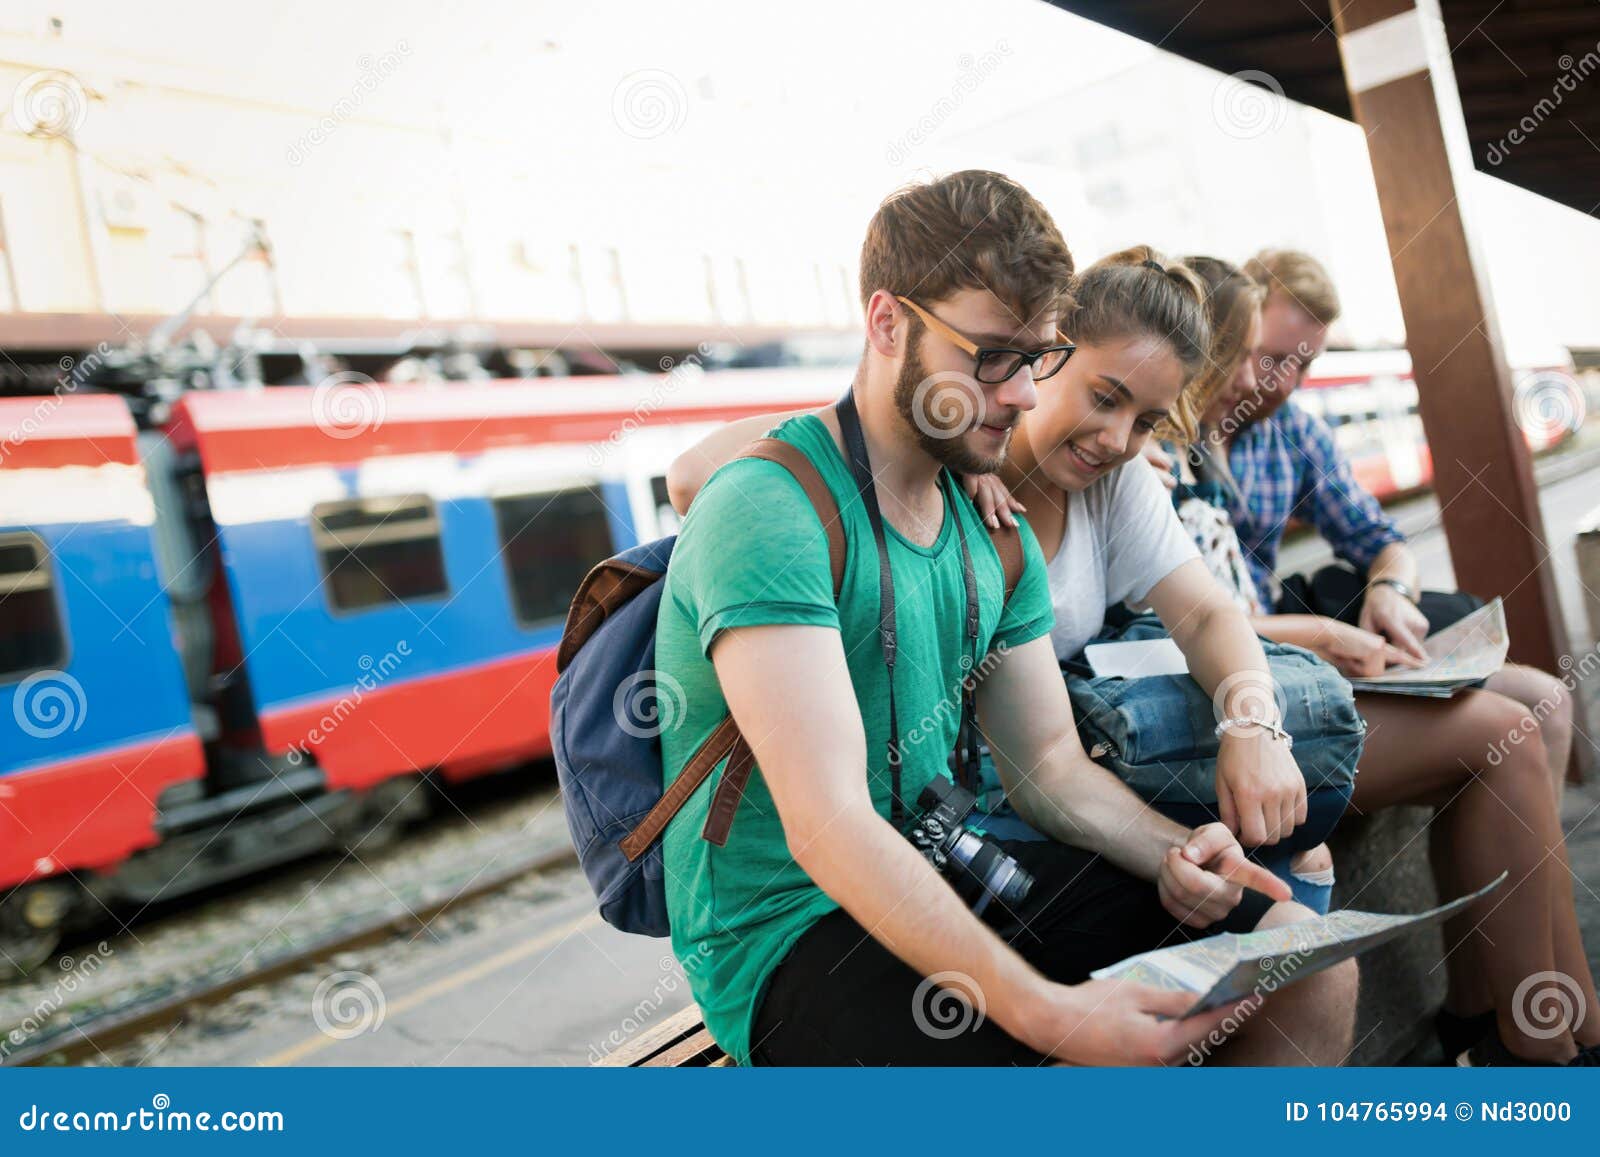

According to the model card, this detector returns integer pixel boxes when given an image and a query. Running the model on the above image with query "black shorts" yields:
[1276,563,1485,634]
[748,838,1273,1066]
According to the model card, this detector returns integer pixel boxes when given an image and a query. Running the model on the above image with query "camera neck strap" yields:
[835,388,981,825]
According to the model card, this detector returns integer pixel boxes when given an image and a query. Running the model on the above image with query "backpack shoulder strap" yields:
[621,435,847,861]
[556,557,663,674]
[736,436,845,597]
[696,437,845,845]
[985,525,1025,605]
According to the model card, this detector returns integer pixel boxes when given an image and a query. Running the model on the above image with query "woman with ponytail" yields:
[961,246,1344,905]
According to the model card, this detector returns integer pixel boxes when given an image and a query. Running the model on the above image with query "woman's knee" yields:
[1291,843,1333,876]
[1491,664,1572,735]
[1471,691,1549,777]
[1258,898,1317,928]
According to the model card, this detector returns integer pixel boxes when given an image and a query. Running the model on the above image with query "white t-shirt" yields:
[1045,458,1200,660]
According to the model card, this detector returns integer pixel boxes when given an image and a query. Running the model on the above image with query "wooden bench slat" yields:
[643,1027,723,1067]
[597,1004,727,1067]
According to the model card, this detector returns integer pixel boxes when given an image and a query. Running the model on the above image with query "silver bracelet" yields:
[1214,714,1294,749]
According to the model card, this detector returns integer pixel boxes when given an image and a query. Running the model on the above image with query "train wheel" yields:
[0,884,74,980]
[338,775,433,856]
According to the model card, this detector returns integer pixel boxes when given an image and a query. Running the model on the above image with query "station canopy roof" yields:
[1051,1,1600,217]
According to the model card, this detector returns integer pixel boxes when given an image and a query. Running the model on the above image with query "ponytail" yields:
[1062,245,1211,443]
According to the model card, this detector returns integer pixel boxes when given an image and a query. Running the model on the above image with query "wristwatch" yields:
[1369,577,1418,603]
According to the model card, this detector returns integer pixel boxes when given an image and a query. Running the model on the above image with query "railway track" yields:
[2,844,578,1067]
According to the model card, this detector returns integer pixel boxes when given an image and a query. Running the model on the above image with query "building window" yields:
[0,533,65,679]
[311,495,448,611]
[494,486,614,627]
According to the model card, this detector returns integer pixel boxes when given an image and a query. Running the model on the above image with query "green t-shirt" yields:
[656,413,1054,1064]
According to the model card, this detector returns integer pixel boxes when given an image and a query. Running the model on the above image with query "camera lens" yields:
[945,832,1033,910]
[986,858,1034,906]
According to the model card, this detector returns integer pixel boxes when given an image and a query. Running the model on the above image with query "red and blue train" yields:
[0,369,839,971]
[0,350,1580,971]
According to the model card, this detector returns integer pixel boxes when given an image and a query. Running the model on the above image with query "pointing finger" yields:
[1215,850,1292,902]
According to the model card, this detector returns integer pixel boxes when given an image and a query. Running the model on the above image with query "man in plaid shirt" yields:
[1218,249,1574,799]
[1219,251,1428,655]
[1225,388,1405,617]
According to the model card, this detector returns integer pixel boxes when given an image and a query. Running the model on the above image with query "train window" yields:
[494,486,615,627]
[651,475,681,535]
[0,533,65,679]
[311,495,448,611]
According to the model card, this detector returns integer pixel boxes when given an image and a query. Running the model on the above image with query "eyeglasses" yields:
[895,295,1076,385]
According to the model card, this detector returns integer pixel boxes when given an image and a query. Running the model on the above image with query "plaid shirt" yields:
[1223,397,1405,609]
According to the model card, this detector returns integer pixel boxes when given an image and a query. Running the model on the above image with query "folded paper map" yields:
[1091,872,1507,1014]
[1346,597,1508,697]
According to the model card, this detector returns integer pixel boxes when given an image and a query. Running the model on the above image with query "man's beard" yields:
[892,340,1013,475]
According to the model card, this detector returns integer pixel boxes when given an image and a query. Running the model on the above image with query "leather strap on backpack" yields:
[619,714,742,860]
[619,439,844,860]
[557,559,663,674]
[737,438,846,595]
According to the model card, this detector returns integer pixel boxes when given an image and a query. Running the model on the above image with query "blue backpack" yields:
[550,438,845,936]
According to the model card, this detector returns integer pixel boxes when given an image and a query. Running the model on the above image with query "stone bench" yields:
[1327,803,1444,1065]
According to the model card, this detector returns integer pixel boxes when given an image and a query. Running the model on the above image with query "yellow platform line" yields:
[257,909,602,1066]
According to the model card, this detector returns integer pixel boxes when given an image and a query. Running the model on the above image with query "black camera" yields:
[905,776,1034,917]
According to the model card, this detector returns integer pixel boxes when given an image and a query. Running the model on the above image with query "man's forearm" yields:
[1008,759,1190,883]
[795,805,1053,1046]
[1169,600,1275,718]
[1365,541,1416,589]
[1249,613,1331,651]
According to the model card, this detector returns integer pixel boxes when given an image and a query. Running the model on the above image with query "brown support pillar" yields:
[1332,0,1573,685]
